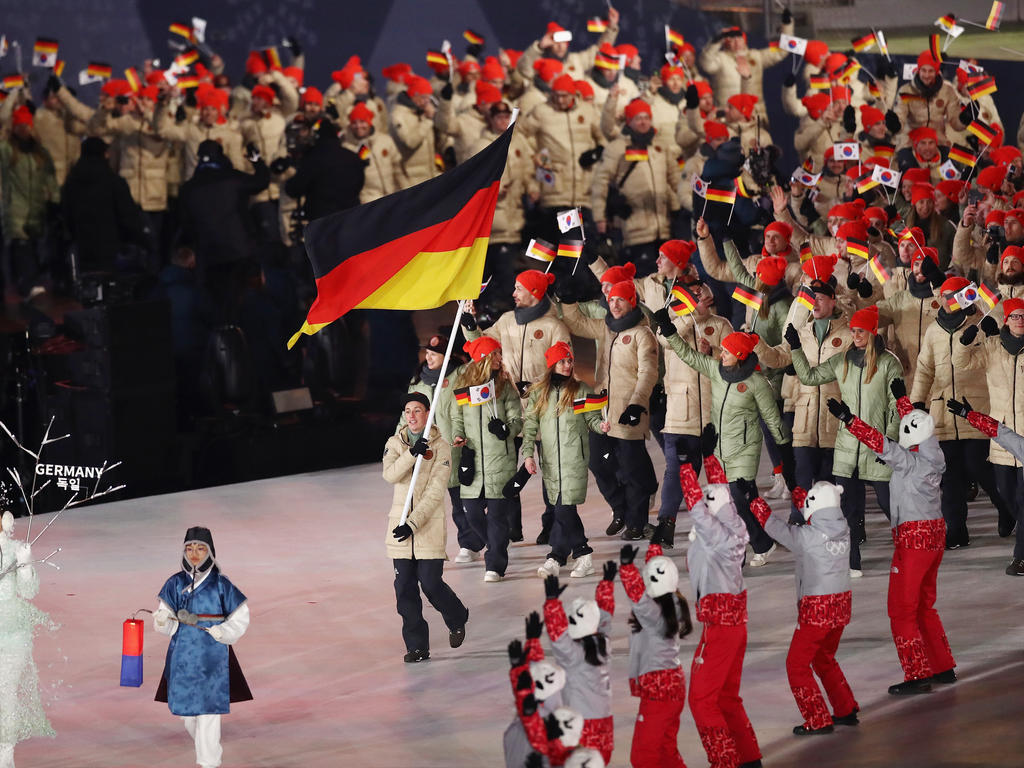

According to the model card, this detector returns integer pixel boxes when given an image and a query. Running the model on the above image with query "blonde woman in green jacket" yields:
[451,337,523,583]
[524,342,607,580]
[786,304,903,575]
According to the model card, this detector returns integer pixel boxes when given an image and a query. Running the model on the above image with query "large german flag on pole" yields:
[287,125,514,348]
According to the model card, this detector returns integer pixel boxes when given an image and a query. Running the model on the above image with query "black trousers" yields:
[835,474,891,570]
[791,446,835,523]
[993,465,1024,559]
[393,557,468,652]
[548,498,592,565]
[729,479,775,555]
[462,496,511,575]
[448,486,485,552]
[589,433,658,531]
[939,439,1011,547]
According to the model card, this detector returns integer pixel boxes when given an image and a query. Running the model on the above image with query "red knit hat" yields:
[721,331,759,361]
[1001,245,1024,271]
[859,104,884,128]
[805,40,829,68]
[756,256,787,286]
[463,336,501,362]
[823,52,847,75]
[101,79,133,97]
[985,210,1007,228]
[283,66,303,85]
[935,180,964,203]
[381,62,411,83]
[140,85,160,102]
[301,86,323,106]
[911,183,935,205]
[802,254,838,281]
[863,206,888,224]
[475,82,502,106]
[940,276,971,295]
[516,269,556,300]
[828,202,864,221]
[574,80,594,99]
[802,93,831,120]
[533,58,563,83]
[551,74,576,94]
[837,219,868,242]
[145,70,165,86]
[544,341,573,368]
[617,43,638,60]
[704,120,729,141]
[659,240,695,268]
[405,76,433,97]
[1004,297,1024,317]
[830,86,851,103]
[546,21,568,35]
[349,102,374,124]
[600,262,636,284]
[727,93,758,120]
[991,145,1022,168]
[908,126,938,144]
[624,99,651,121]
[690,80,712,98]
[1006,209,1024,229]
[11,105,32,127]
[245,51,267,76]
[251,84,276,104]
[764,221,793,244]
[458,59,481,77]
[917,51,940,70]
[977,164,1007,192]
[912,246,940,267]
[660,64,685,81]
[481,58,506,81]
[849,305,879,334]
[607,280,637,306]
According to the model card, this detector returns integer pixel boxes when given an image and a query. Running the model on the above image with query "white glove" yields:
[177,608,199,626]
[15,542,31,565]
[206,623,226,643]
[153,608,173,628]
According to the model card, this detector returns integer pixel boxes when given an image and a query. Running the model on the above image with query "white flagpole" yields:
[398,300,465,526]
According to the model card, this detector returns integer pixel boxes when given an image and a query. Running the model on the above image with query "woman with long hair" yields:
[524,342,607,579]
[786,305,904,576]
[451,336,523,583]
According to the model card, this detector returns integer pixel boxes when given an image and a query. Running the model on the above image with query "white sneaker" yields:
[748,544,777,568]
[454,548,480,563]
[484,570,502,582]
[570,554,594,578]
[763,474,790,500]
[849,569,863,579]
[537,558,560,578]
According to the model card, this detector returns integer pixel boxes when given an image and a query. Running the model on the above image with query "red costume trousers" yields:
[786,623,858,730]
[630,697,687,768]
[888,545,955,681]
[688,623,759,768]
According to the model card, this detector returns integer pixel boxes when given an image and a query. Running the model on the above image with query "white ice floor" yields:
[11,444,1024,767]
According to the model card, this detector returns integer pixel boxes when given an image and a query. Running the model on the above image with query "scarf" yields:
[514,296,551,326]
[719,353,759,383]
[605,305,643,333]
[550,372,570,387]
[846,334,885,368]
[623,125,655,148]
[1001,325,1024,356]
[657,85,685,105]
[909,276,935,299]
[418,363,440,387]
[936,306,970,333]
[912,74,943,99]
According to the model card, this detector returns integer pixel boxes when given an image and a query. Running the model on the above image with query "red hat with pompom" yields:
[516,269,556,299]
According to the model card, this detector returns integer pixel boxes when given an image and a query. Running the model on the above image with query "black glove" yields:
[516,670,533,691]
[959,104,974,127]
[842,104,856,134]
[701,423,718,457]
[440,81,454,101]
[508,639,526,667]
[516,381,531,399]
[602,561,618,582]
[857,279,873,299]
[409,437,429,457]
[876,58,898,80]
[912,401,926,411]
[959,324,979,345]
[459,313,478,331]
[579,146,603,169]
[466,42,484,59]
[653,307,676,337]
[890,377,907,401]
[946,397,973,418]
[847,272,862,290]
[544,574,567,600]
[282,36,302,56]
[392,523,413,542]
[884,110,901,136]
[488,417,510,440]
[521,692,538,717]
[650,520,672,546]
[783,72,796,88]
[784,363,797,376]
[781,7,793,24]
[503,464,533,499]
[245,142,261,164]
[784,323,801,350]
[458,446,476,486]
[525,610,543,640]
[175,104,187,122]
[270,157,292,175]
[544,713,563,741]
[618,404,646,426]
[685,84,700,110]
[442,146,456,170]
[827,398,854,425]
[620,544,639,565]
[884,204,899,220]
[919,255,944,287]
[525,753,544,768]
[986,242,1001,265]
[46,74,62,93]
[980,315,1000,337]
[324,102,339,120]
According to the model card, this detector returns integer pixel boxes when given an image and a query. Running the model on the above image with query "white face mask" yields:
[802,480,844,521]
[553,707,584,747]
[643,555,679,598]
[567,597,600,639]
[898,409,934,449]
[529,661,566,701]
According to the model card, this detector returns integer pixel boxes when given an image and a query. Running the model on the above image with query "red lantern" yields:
[120,618,144,687]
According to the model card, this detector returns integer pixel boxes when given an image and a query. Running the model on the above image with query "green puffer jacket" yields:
[521,381,604,505]
[791,336,903,482]
[0,139,59,241]
[665,334,787,481]
[451,376,523,499]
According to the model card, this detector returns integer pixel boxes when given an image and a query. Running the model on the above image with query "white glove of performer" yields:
[177,608,199,626]
[206,623,226,643]
[153,608,173,628]
[15,542,31,565]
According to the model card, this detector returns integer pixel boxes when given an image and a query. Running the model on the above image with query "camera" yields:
[289,205,307,245]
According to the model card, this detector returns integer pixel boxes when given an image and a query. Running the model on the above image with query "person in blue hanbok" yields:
[154,527,251,768]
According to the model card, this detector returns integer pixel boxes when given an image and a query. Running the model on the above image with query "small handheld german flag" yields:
[867,80,882,100]
[573,392,608,414]
[426,50,449,68]
[53,60,65,77]
[846,237,869,260]
[944,293,962,313]
[856,171,879,194]
[124,67,141,93]
[32,37,59,68]
[929,34,943,65]
[967,76,997,101]
[986,1,1005,31]
[624,147,649,162]
[671,285,698,315]
[595,49,620,70]
[434,152,445,171]
[705,184,737,205]
[525,237,556,263]
[809,74,830,90]
[2,74,24,89]
[463,29,484,46]
[871,141,895,160]
[176,75,199,90]
[358,144,370,161]
[588,18,609,34]
[557,240,583,259]
[799,243,813,263]
[176,49,200,69]
[263,46,283,70]
[967,118,997,145]
[978,282,1000,310]
[86,61,113,79]
[795,284,817,312]
[851,33,875,53]
[665,26,685,47]
[732,285,764,310]
[869,253,891,284]
[169,22,194,41]
[948,144,977,167]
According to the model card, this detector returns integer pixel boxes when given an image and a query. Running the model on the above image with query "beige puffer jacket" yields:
[326,88,390,135]
[590,133,680,246]
[342,128,400,203]
[469,127,536,244]
[660,311,733,436]
[383,425,452,559]
[519,100,603,209]
[515,25,620,83]
[151,107,246,180]
[911,314,990,441]
[389,97,439,190]
[435,99,487,165]
[893,78,964,148]
[91,109,171,212]
[560,305,660,440]
[467,299,570,388]
[240,110,287,201]
[34,104,85,187]
[877,286,942,388]
[952,329,1024,467]
[698,21,793,114]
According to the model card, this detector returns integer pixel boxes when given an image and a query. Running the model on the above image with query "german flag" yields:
[836,59,860,83]
[936,14,957,32]
[856,171,879,194]
[872,142,895,160]
[32,37,59,67]
[557,240,583,259]
[944,294,961,313]
[124,67,141,93]
[588,18,609,34]
[287,125,513,348]
[176,75,200,90]
[799,243,813,262]
[979,282,1000,310]
[358,144,371,161]
[426,50,449,68]
[86,62,113,79]
[948,144,976,167]
[869,254,891,284]
[796,285,817,311]
[176,49,200,68]
[2,74,24,89]
[264,47,282,70]
[53,60,65,77]
[769,40,780,53]
[454,388,471,406]
[434,152,445,171]
[968,76,997,101]
[705,184,737,205]
[986,1,1005,30]
[169,23,194,42]
[929,34,943,65]
[732,285,763,310]
[867,80,882,100]
[526,237,556,263]
[967,118,997,145]
[851,33,875,52]
[624,147,649,162]
[900,92,924,104]
[846,237,869,259]
[573,392,608,414]
[463,29,484,46]
[595,49,620,70]
[666,27,685,47]
[671,285,698,314]
[809,74,830,90]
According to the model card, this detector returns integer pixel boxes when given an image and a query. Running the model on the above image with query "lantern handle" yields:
[131,608,154,620]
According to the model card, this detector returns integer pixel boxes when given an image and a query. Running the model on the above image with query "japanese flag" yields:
[871,164,901,188]
[556,207,583,233]
[779,34,808,56]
